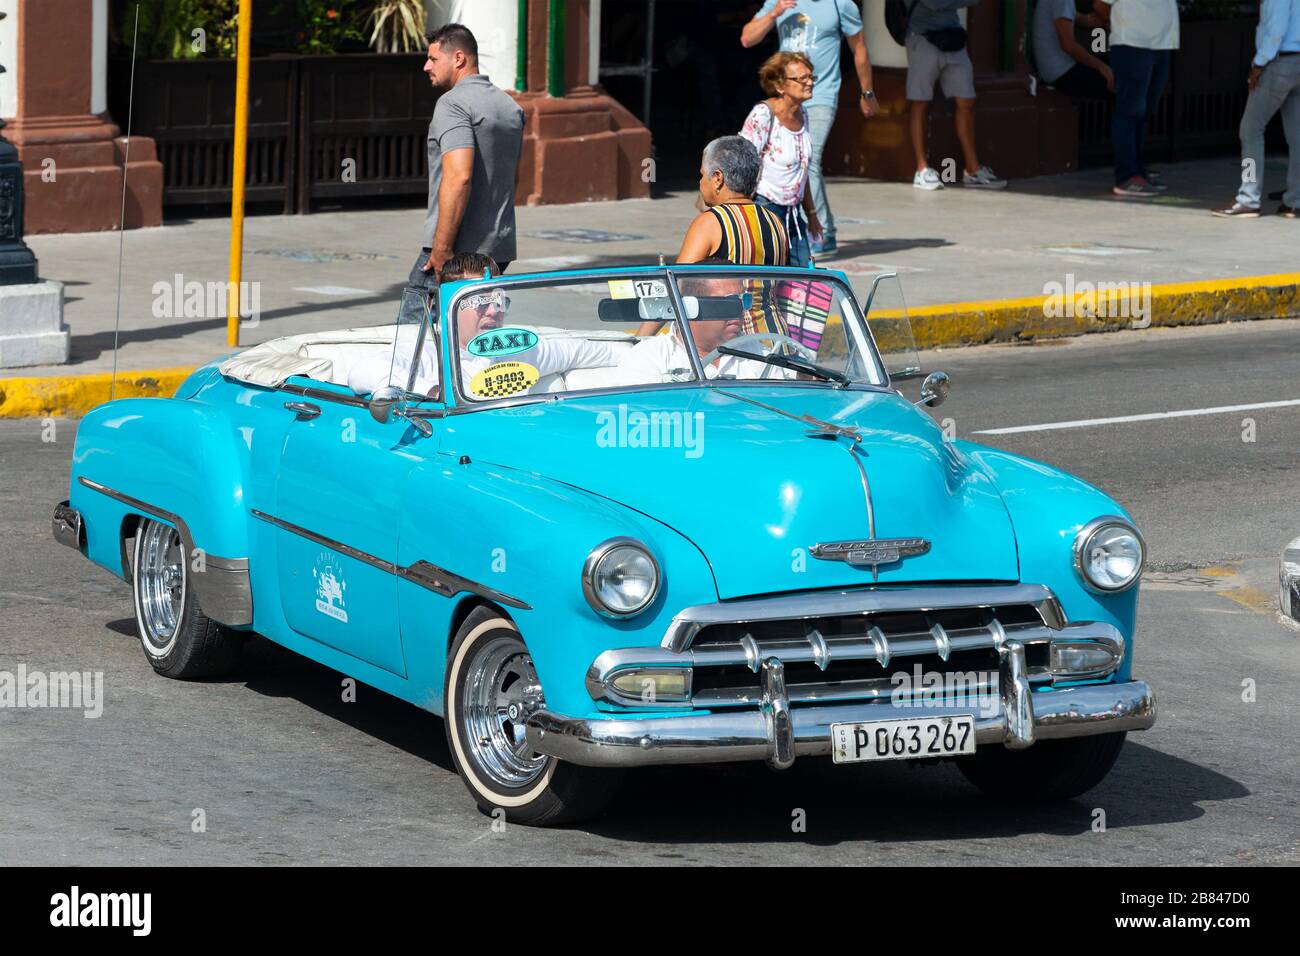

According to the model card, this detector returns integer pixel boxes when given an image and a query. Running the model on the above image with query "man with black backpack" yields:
[889,0,1007,190]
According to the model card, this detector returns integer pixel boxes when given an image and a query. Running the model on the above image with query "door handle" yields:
[284,401,321,420]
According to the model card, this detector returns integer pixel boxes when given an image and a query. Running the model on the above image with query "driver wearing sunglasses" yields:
[349,253,616,399]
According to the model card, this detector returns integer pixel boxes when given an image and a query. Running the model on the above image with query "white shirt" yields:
[1099,0,1180,51]
[618,333,795,386]
[348,328,616,398]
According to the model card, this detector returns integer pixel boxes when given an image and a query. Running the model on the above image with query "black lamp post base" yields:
[0,247,38,285]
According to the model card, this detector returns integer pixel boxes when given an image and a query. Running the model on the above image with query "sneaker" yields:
[1210,201,1261,218]
[1113,177,1160,199]
[1143,171,1169,192]
[962,165,1008,189]
[913,167,944,190]
[811,236,838,255]
[1278,204,1298,219]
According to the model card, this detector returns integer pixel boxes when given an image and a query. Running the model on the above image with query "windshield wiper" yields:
[716,346,851,386]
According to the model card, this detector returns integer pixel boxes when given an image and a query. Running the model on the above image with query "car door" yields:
[266,289,441,677]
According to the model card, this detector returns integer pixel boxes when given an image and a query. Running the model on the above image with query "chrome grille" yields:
[686,604,1053,707]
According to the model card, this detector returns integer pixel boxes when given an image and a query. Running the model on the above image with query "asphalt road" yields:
[2,318,1298,865]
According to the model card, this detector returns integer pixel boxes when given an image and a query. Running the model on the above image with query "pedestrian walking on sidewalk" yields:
[904,0,1007,191]
[416,23,524,288]
[1212,0,1300,219]
[741,0,878,257]
[1094,0,1179,199]
[741,51,820,268]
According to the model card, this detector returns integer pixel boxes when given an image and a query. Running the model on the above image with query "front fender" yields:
[960,442,1140,681]
[396,456,720,717]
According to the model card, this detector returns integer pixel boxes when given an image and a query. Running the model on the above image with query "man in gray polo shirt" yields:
[415,23,525,288]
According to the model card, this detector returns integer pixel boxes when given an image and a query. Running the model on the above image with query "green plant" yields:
[367,0,429,54]
[293,0,367,55]
[118,0,238,59]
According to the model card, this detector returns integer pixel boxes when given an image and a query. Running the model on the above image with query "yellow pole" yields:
[227,0,253,347]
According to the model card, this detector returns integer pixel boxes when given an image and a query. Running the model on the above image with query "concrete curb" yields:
[0,368,195,419]
[903,271,1300,350]
[2,272,1297,419]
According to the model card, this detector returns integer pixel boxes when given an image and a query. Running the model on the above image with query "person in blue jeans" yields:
[1212,0,1300,218]
[742,0,879,257]
[1094,0,1180,199]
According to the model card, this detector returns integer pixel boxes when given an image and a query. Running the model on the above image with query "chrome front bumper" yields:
[526,643,1155,770]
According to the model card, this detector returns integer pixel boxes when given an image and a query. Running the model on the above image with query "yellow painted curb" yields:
[0,368,196,419]
[889,271,1300,350]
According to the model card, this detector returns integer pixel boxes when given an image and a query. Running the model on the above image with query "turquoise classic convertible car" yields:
[53,264,1156,825]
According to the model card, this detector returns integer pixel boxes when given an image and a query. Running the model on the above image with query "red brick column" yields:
[4,0,161,233]
[512,0,651,205]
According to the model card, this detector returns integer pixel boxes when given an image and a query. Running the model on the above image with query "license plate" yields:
[830,715,976,764]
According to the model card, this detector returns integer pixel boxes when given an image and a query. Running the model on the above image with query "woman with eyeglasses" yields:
[739,51,821,268]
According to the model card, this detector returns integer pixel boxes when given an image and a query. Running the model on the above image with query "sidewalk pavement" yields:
[3,154,1298,416]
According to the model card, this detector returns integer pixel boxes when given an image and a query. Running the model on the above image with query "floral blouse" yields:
[739,101,812,208]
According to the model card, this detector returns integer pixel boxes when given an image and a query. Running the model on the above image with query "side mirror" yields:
[919,371,950,408]
[369,385,403,424]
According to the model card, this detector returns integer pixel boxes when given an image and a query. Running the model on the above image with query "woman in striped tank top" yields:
[677,135,790,267]
[637,136,790,337]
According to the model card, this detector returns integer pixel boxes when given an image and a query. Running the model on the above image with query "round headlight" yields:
[1073,517,1145,593]
[583,538,660,617]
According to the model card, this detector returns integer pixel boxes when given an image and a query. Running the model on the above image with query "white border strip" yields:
[973,399,1300,435]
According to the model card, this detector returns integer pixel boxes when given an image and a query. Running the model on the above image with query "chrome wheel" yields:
[135,520,186,657]
[461,635,549,790]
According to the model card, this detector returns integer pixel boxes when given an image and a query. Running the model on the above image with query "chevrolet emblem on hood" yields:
[810,538,931,569]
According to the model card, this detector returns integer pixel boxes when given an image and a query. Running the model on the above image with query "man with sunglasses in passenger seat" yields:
[348,253,616,399]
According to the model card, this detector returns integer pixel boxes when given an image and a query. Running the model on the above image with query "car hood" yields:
[440,386,1019,599]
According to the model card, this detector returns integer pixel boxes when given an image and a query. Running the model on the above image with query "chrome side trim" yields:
[52,501,84,550]
[250,509,531,610]
[401,560,531,611]
[661,583,1066,651]
[526,680,1156,768]
[76,477,253,626]
[278,382,374,410]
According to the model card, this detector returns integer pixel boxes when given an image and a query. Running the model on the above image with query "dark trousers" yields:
[409,248,512,289]
[1051,63,1110,101]
[1110,45,1171,185]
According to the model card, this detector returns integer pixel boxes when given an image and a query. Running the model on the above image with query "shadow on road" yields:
[577,742,1246,844]
[198,630,1245,842]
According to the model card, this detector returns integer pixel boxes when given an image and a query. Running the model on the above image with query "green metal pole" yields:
[1001,0,1017,73]
[516,0,528,92]
[547,0,566,97]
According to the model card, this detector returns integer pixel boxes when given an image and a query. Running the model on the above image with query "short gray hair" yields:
[701,136,760,196]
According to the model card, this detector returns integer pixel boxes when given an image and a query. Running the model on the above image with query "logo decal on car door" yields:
[312,552,349,623]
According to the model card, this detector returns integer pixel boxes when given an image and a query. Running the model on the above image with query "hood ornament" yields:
[810,538,931,571]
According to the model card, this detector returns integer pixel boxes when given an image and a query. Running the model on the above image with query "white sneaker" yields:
[963,165,1007,189]
[913,167,944,191]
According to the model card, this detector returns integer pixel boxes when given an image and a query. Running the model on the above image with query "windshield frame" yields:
[441,266,892,413]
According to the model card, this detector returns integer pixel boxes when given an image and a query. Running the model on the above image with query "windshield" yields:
[450,269,887,402]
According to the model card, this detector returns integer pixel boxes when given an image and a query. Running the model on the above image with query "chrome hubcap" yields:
[462,636,548,789]
[137,520,185,655]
